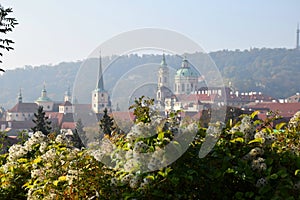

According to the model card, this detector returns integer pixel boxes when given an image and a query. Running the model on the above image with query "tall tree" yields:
[32,106,52,135]
[99,108,114,137]
[75,118,88,146]
[0,4,18,71]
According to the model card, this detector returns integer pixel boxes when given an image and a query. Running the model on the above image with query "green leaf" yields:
[270,174,278,179]
[157,132,164,141]
[230,137,244,143]
[58,176,67,182]
[295,169,300,176]
[53,180,59,186]
[275,122,286,130]
[248,138,264,144]
[250,111,259,119]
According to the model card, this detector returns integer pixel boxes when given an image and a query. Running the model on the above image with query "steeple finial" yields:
[181,56,189,68]
[96,51,104,91]
[42,82,47,97]
[296,23,300,50]
[161,53,167,67]
[18,88,22,103]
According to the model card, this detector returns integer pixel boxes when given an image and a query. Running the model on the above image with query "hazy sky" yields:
[1,0,300,70]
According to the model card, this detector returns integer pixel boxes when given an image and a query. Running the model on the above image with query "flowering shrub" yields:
[0,100,299,199]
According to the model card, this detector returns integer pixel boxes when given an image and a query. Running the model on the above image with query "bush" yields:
[0,99,299,199]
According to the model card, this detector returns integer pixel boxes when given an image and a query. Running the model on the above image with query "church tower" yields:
[64,86,72,102]
[92,52,111,113]
[156,54,171,109]
[296,23,300,50]
[17,88,22,103]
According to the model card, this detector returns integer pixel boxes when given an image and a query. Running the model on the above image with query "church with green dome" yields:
[174,57,199,95]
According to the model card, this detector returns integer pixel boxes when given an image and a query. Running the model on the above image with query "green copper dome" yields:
[175,57,198,77]
[36,96,52,102]
[176,68,198,77]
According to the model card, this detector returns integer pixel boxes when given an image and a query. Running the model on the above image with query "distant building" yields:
[242,102,300,122]
[6,89,38,121]
[286,93,300,103]
[2,85,76,135]
[35,83,54,111]
[91,53,111,113]
[174,57,199,95]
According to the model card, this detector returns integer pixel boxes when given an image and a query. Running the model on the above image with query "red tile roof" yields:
[8,103,38,113]
[245,102,300,118]
[61,122,76,129]
[60,101,72,106]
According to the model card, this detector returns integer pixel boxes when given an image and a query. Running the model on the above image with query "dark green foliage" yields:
[129,96,154,123]
[72,118,88,148]
[0,4,18,67]
[31,106,52,135]
[99,108,114,136]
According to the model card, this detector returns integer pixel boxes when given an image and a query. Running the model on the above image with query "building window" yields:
[47,106,50,109]
[182,84,185,92]
[164,77,167,83]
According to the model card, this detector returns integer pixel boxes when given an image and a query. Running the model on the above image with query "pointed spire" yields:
[161,53,167,67]
[297,23,300,50]
[96,51,105,91]
[42,81,47,97]
[18,88,22,103]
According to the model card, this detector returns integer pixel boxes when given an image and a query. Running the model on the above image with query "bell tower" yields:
[92,52,111,113]
[156,54,170,109]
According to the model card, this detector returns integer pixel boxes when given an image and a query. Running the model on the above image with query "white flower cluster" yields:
[243,147,264,160]
[293,181,300,190]
[7,131,49,162]
[251,157,267,172]
[256,177,267,187]
[148,149,165,171]
[133,141,148,152]
[90,138,114,162]
[239,116,256,142]
[113,172,153,190]
[55,134,68,144]
[205,122,224,138]
[126,122,153,140]
[254,131,277,145]
[288,111,300,130]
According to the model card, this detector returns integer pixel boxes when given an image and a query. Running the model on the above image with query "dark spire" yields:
[18,88,22,103]
[297,23,300,50]
[96,51,104,91]
[161,53,167,67]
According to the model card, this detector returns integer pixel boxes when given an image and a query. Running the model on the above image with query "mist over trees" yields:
[0,48,299,109]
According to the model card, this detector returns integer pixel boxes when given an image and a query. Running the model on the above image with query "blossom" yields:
[129,176,140,189]
[55,134,68,144]
[256,178,267,187]
[251,157,267,172]
[133,141,148,152]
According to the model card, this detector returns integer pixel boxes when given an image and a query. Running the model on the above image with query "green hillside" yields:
[0,48,299,109]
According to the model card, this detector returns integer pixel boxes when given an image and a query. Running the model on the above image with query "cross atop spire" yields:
[296,23,299,50]
[18,88,22,103]
[96,51,105,91]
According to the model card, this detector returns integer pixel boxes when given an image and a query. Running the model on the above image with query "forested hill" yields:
[210,48,300,98]
[0,48,300,109]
